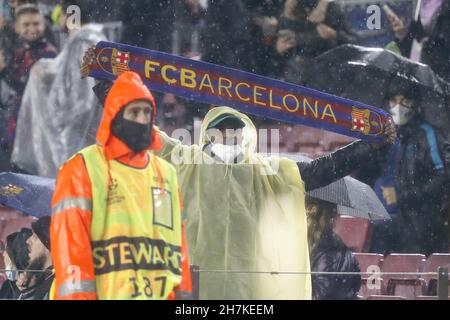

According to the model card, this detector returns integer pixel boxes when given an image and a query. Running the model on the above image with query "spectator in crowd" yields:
[240,0,284,75]
[0,47,20,171]
[0,4,58,97]
[10,0,106,177]
[305,196,361,300]
[120,0,174,53]
[267,0,357,82]
[0,4,57,169]
[386,0,450,81]
[173,0,206,58]
[155,93,196,135]
[0,228,32,299]
[359,81,449,255]
[18,216,53,300]
[0,1,57,55]
[200,0,252,70]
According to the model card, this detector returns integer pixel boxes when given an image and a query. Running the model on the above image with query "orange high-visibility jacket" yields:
[50,72,192,300]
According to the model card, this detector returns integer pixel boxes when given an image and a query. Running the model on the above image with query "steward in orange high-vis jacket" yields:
[50,71,192,300]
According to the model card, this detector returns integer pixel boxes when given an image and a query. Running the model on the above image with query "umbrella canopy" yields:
[276,153,390,220]
[0,172,55,218]
[302,44,450,129]
[308,176,390,221]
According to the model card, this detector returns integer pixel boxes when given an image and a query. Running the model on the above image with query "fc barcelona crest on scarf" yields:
[351,107,383,136]
[85,41,394,143]
[84,47,131,77]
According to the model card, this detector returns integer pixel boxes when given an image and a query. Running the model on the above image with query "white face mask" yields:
[5,264,18,282]
[390,104,414,126]
[211,143,243,164]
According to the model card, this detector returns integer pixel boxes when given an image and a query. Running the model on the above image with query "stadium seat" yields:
[320,131,354,152]
[420,253,450,296]
[367,295,406,300]
[381,254,426,299]
[277,125,299,151]
[290,125,324,154]
[353,253,384,298]
[0,205,23,220]
[296,143,325,157]
[333,216,373,252]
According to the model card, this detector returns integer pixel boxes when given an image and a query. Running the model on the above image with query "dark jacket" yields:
[310,231,361,300]
[200,0,254,70]
[394,120,449,254]
[278,1,357,59]
[120,0,175,53]
[357,119,449,254]
[0,280,21,300]
[18,269,54,300]
[0,37,58,96]
[267,1,357,81]
[299,140,382,191]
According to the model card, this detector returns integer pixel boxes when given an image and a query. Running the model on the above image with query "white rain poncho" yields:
[11,24,106,177]
[157,106,311,300]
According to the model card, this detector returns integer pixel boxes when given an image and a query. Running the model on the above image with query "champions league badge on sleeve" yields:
[351,107,384,137]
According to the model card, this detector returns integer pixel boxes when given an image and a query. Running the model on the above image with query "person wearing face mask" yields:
[385,83,449,254]
[50,71,192,300]
[0,228,32,300]
[202,114,247,164]
[367,82,449,255]
[158,106,394,300]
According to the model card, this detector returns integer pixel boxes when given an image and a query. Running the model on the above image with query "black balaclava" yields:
[111,108,153,153]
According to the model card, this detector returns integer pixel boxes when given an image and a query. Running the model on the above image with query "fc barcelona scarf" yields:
[84,41,392,143]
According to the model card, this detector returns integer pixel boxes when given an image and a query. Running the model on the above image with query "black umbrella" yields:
[275,153,390,220]
[302,44,450,129]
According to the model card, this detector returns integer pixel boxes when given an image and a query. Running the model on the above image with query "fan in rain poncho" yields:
[88,64,396,300]
[157,106,312,300]
[11,22,106,177]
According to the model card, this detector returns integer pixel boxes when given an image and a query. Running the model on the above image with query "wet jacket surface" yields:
[310,231,361,300]
[299,140,382,191]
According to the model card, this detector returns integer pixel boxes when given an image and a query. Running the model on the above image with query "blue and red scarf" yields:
[85,41,392,143]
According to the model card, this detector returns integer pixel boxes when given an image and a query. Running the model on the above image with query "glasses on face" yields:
[389,96,414,109]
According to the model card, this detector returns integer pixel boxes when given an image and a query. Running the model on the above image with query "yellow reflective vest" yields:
[80,145,182,299]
